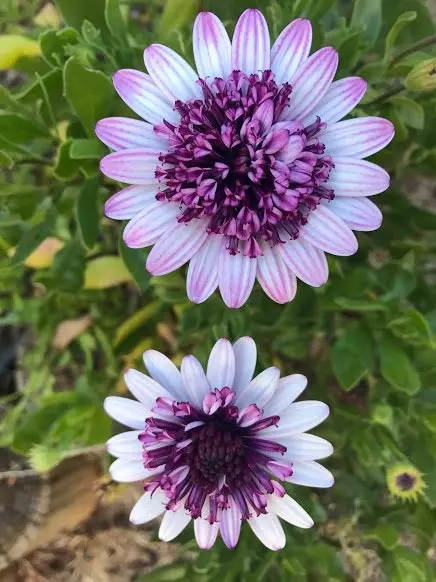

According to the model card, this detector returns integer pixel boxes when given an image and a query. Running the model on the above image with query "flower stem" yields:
[390,34,436,67]
[366,82,404,106]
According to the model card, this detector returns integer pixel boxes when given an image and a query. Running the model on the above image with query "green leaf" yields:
[10,211,56,266]
[84,256,132,289]
[118,238,150,292]
[387,309,432,347]
[136,564,187,582]
[384,11,417,63]
[332,325,374,391]
[379,335,421,395]
[105,0,128,40]
[53,140,80,180]
[0,151,13,169]
[63,57,113,137]
[350,0,382,48]
[28,444,65,473]
[389,95,424,130]
[0,113,48,148]
[335,297,388,312]
[70,138,105,159]
[17,69,63,126]
[365,524,400,550]
[39,27,80,67]
[393,548,428,581]
[50,241,86,292]
[157,0,200,40]
[76,179,100,250]
[54,0,108,35]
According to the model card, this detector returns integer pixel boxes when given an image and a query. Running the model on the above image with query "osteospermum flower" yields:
[97,9,395,308]
[386,463,426,502]
[104,337,333,550]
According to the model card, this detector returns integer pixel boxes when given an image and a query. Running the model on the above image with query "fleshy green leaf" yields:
[0,151,13,169]
[365,524,400,550]
[105,0,128,40]
[50,241,86,292]
[387,308,432,347]
[389,95,424,130]
[76,179,100,250]
[10,211,56,267]
[384,11,417,63]
[70,138,105,159]
[118,238,150,292]
[350,0,382,48]
[332,325,375,391]
[54,0,108,34]
[379,335,421,395]
[158,0,201,40]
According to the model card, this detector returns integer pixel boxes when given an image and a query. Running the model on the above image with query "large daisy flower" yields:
[104,337,333,550]
[97,9,394,308]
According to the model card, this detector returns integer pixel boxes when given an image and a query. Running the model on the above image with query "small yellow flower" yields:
[386,463,426,502]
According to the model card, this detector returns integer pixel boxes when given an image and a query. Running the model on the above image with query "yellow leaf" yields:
[0,35,40,70]
[52,314,93,350]
[34,3,61,29]
[84,256,132,289]
[17,237,64,269]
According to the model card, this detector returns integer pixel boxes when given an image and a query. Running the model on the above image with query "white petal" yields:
[257,245,297,304]
[109,458,153,482]
[261,401,329,439]
[207,338,235,389]
[105,185,159,220]
[159,508,191,541]
[130,490,167,525]
[248,513,286,551]
[106,430,143,459]
[234,367,279,409]
[95,117,166,151]
[146,219,208,276]
[326,157,391,197]
[262,374,308,416]
[300,205,358,256]
[144,44,201,103]
[268,494,313,529]
[325,197,382,231]
[125,368,174,407]
[277,237,329,287]
[218,243,257,308]
[281,433,334,461]
[232,9,270,74]
[187,234,221,304]
[220,503,241,549]
[271,18,312,85]
[143,350,186,401]
[104,396,148,429]
[123,202,179,248]
[113,69,178,125]
[181,355,210,408]
[194,519,219,549]
[287,460,334,488]
[233,336,257,393]
[193,12,231,80]
[100,148,160,185]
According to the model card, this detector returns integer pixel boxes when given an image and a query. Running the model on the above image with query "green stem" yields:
[390,34,436,67]
[366,82,404,106]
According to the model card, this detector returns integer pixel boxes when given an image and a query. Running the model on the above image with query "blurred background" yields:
[1,0,436,580]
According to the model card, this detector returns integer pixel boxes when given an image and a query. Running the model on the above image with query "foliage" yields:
[1,0,436,579]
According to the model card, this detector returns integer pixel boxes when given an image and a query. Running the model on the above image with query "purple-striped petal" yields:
[95,117,166,151]
[232,9,270,74]
[113,69,178,125]
[218,244,257,308]
[257,244,297,304]
[207,338,235,390]
[268,494,313,529]
[300,205,358,256]
[194,519,219,550]
[286,460,334,488]
[146,219,208,276]
[193,12,231,80]
[181,355,210,409]
[220,503,241,549]
[187,234,221,303]
[247,513,286,551]
[301,77,367,126]
[234,366,279,409]
[326,157,391,197]
[271,18,312,85]
[232,336,257,393]
[105,185,158,220]
[100,148,160,184]
[144,44,201,103]
[282,47,338,121]
[159,508,191,542]
[326,197,383,231]
[278,237,329,287]
[319,117,395,158]
[123,201,179,248]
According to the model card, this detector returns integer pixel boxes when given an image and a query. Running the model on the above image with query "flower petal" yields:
[181,355,210,408]
[300,205,358,256]
[130,490,166,525]
[113,69,178,125]
[187,235,221,304]
[281,433,334,461]
[125,368,175,406]
[233,336,257,393]
[234,367,279,409]
[100,148,160,185]
[262,374,308,416]
[144,44,201,103]
[220,503,241,549]
[218,244,257,308]
[257,245,297,304]
[206,338,235,389]
[278,237,329,287]
[104,396,148,429]
[106,430,143,459]
[325,197,382,231]
[301,77,367,126]
[123,202,179,248]
[194,519,219,550]
[232,9,270,74]
[326,157,391,197]
[105,185,159,220]
[268,494,313,529]
[247,513,286,551]
[320,117,395,158]
[159,508,191,542]
[271,18,312,85]
[287,460,334,488]
[146,219,208,276]
[109,458,154,482]
[193,12,231,80]
[262,401,330,439]
[282,47,338,121]
[95,117,166,151]
[143,350,186,401]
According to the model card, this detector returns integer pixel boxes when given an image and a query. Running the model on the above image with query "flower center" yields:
[396,472,417,491]
[154,70,335,258]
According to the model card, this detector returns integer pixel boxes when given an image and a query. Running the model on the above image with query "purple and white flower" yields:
[104,337,333,550]
[97,9,395,308]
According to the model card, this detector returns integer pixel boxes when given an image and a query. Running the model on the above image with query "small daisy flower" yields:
[97,9,394,308]
[386,463,426,502]
[104,337,334,550]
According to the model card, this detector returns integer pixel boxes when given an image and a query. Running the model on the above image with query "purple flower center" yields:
[396,472,416,492]
[139,387,292,523]
[154,70,335,257]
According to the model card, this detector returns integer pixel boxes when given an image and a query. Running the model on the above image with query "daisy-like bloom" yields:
[97,10,395,308]
[386,463,426,502]
[104,337,334,550]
